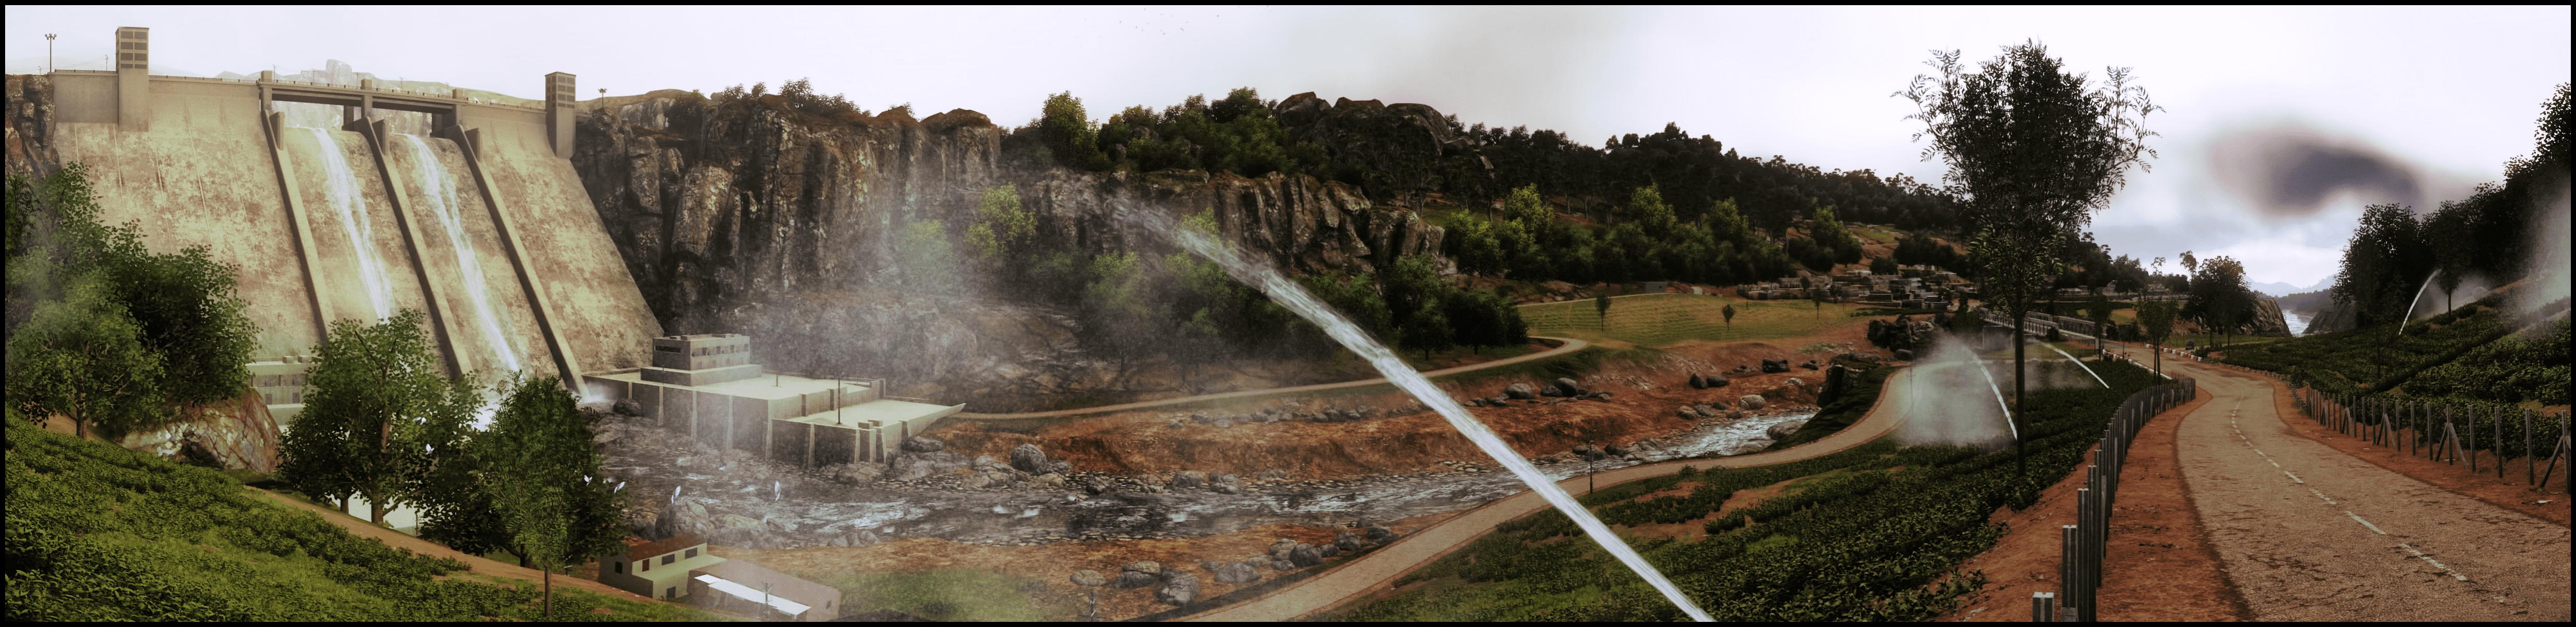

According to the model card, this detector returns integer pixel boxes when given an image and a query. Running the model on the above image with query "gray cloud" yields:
[2209,119,2426,220]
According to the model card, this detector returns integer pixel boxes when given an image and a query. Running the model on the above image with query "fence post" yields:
[2060,525,2080,621]
[2528,409,2537,486]
[2033,591,2057,622]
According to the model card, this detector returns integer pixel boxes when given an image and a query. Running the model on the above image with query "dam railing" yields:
[2039,374,2195,622]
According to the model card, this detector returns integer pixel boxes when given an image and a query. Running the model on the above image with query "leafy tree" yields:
[1897,39,2162,471]
[277,309,463,525]
[1594,293,1612,327]
[2135,299,2179,372]
[895,220,960,291]
[1870,256,1900,276]
[98,239,257,407]
[2083,289,2115,352]
[6,275,163,441]
[2423,199,2475,312]
[964,184,1034,280]
[2189,256,2256,350]
[1040,91,1110,171]
[2329,203,2431,327]
[478,372,625,618]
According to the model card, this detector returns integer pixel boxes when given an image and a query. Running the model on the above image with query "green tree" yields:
[99,240,257,407]
[5,275,163,441]
[1898,38,2162,471]
[1040,91,1110,171]
[2330,203,2432,328]
[478,372,624,618]
[277,309,459,525]
[2135,299,2179,373]
[963,184,1033,268]
[1594,292,1612,328]
[2190,256,2255,350]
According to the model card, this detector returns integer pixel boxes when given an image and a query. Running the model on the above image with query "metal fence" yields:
[2039,374,2196,621]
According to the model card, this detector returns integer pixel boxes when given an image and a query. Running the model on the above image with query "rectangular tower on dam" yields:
[37,27,665,412]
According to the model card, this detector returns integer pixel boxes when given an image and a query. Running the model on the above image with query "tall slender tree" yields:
[278,308,463,524]
[479,372,625,618]
[1897,39,2163,473]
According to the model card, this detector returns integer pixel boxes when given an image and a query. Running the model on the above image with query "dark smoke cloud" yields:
[2210,120,2426,221]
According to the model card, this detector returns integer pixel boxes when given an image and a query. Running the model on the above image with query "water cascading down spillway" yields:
[397,133,523,373]
[1133,208,1716,621]
[303,126,399,320]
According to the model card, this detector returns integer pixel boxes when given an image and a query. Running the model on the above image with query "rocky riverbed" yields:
[593,405,1817,552]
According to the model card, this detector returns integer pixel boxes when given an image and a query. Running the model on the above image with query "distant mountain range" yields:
[2250,277,2335,299]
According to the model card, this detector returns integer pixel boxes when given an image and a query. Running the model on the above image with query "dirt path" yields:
[2163,361,2571,621]
[1176,366,1922,621]
[952,337,1591,419]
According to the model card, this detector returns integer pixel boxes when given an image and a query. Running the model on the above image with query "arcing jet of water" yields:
[1969,352,2019,441]
[2396,270,2438,335]
[2044,345,2110,388]
[1132,208,1715,621]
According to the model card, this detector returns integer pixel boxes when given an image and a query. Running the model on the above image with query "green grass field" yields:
[1520,293,1874,348]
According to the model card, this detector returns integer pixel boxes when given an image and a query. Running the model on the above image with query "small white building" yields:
[599,532,726,601]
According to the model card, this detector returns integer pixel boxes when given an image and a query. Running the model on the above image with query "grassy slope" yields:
[3,410,720,621]
[1520,293,1873,348]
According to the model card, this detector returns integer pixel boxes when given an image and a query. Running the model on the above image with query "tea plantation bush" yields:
[1334,357,2165,621]
[4,409,699,621]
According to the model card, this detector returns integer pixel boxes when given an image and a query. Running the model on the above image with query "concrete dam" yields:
[16,27,961,476]
[33,28,663,395]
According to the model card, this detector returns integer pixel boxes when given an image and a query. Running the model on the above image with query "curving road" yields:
[1177,366,1926,621]
[2156,359,2571,621]
[952,336,1591,419]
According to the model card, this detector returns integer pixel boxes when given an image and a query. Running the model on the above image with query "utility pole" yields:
[45,34,55,73]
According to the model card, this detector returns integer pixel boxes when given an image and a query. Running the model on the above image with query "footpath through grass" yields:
[1520,293,1872,348]
[1314,357,2167,621]
[3,408,720,621]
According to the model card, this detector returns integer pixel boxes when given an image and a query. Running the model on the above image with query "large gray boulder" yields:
[1335,532,1364,553]
[1365,525,1396,543]
[1695,404,1718,418]
[1554,378,1583,396]
[1213,561,1262,584]
[1156,572,1201,606]
[1113,570,1158,589]
[1070,569,1109,586]
[1739,395,1767,411]
[1289,544,1324,567]
[900,435,945,453]
[829,463,886,485]
[1009,443,1050,474]
[1766,419,1809,441]
[1503,383,1539,400]
[1705,374,1730,388]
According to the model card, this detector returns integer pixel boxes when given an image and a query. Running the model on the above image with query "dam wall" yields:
[30,46,662,387]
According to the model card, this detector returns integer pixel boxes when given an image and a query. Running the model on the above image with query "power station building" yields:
[585,335,961,468]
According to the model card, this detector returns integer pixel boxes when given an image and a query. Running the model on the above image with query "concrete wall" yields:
[47,72,660,379]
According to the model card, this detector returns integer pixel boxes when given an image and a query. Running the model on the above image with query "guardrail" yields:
[2037,373,2196,622]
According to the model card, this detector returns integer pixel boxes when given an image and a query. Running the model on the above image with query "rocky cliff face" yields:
[572,91,1450,401]
[5,74,62,178]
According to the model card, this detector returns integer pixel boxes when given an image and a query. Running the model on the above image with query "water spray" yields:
[1968,352,2019,441]
[1138,209,1715,621]
[2395,270,2439,335]
[2044,345,2110,388]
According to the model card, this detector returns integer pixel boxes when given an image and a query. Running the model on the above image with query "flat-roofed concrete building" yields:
[588,335,961,468]
[599,532,723,601]
[246,354,318,425]
[688,558,841,621]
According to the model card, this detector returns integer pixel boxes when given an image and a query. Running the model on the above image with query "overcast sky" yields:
[9,6,2568,291]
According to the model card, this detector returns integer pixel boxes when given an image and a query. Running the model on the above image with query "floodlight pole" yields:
[46,34,56,74]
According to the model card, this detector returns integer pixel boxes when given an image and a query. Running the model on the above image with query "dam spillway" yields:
[29,39,663,398]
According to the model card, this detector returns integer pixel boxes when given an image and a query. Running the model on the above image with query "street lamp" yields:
[45,34,55,74]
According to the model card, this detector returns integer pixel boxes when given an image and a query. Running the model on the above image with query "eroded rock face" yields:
[112,390,283,474]
[573,93,1452,400]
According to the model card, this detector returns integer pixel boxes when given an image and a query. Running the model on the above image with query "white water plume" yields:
[2043,345,2109,388]
[1899,338,2015,450]
[398,134,523,373]
[303,127,397,320]
[1133,209,1715,621]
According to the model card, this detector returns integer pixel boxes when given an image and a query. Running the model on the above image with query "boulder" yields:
[900,436,945,453]
[1761,359,1790,373]
[1335,532,1364,553]
[1172,471,1207,489]
[1155,572,1201,606]
[1739,395,1767,411]
[1503,383,1539,400]
[611,398,644,416]
[1009,444,1050,474]
[1271,558,1297,571]
[1070,570,1110,586]
[1678,407,1698,419]
[1050,460,1074,475]
[1786,377,1805,387]
[1113,570,1159,589]
[1289,544,1324,567]
[830,463,886,485]
[1705,374,1730,388]
[1766,419,1809,441]
[1688,373,1706,389]
[1554,378,1584,397]
[1365,525,1395,543]
[1318,543,1340,558]
[1695,404,1717,418]
[1213,561,1262,584]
